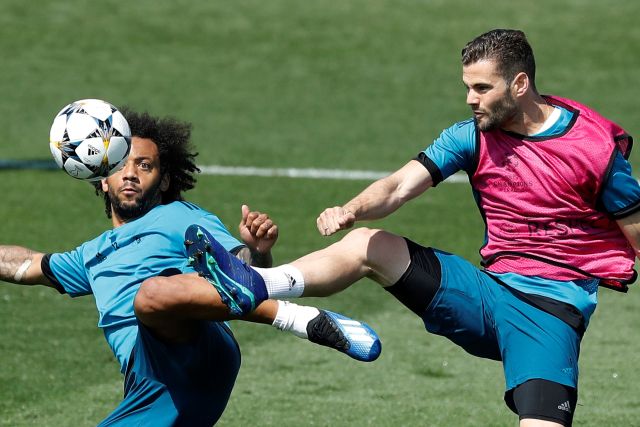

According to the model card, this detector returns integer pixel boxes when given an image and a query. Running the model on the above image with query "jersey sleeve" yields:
[599,150,640,218]
[47,246,92,297]
[414,119,476,186]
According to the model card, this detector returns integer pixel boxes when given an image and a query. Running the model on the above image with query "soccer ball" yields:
[49,99,131,181]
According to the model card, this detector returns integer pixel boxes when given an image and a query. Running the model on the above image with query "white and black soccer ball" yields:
[49,99,131,181]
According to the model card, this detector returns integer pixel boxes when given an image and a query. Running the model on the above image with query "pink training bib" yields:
[473,96,635,283]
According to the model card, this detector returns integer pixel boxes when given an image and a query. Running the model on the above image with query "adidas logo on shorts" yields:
[557,400,572,413]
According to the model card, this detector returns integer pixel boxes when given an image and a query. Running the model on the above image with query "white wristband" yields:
[13,259,32,282]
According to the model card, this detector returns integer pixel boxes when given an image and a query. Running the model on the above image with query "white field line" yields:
[199,165,469,183]
[0,159,469,183]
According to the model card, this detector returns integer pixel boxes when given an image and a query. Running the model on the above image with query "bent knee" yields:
[342,228,405,254]
[343,228,410,281]
[342,227,384,246]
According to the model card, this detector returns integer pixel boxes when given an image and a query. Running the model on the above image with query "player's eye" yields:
[138,162,151,170]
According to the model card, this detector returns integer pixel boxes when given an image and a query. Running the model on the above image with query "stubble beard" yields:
[477,92,518,132]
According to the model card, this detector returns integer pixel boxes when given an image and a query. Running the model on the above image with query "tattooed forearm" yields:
[0,246,37,283]
[236,247,273,268]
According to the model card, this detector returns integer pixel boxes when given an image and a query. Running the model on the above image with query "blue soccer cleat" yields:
[307,310,381,362]
[184,224,268,316]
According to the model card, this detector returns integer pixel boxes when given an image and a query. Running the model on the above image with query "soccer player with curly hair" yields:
[0,109,380,426]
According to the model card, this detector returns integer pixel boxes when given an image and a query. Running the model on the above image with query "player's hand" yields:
[317,206,356,236]
[238,204,278,254]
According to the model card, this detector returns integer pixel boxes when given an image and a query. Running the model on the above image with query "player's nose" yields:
[466,90,479,106]
[120,160,138,180]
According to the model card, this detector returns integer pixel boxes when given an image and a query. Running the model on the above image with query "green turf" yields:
[1,0,640,425]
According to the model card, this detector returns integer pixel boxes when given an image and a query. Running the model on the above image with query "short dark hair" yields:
[461,29,537,91]
[95,108,200,218]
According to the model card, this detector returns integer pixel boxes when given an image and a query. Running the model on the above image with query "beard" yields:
[108,180,163,222]
[476,91,518,132]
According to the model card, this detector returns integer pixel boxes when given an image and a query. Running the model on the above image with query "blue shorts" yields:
[422,250,580,392]
[98,321,241,427]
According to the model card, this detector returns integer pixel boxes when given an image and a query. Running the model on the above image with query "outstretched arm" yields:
[0,246,52,286]
[236,204,278,267]
[317,160,433,235]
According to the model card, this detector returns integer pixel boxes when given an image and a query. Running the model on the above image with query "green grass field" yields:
[1,1,640,426]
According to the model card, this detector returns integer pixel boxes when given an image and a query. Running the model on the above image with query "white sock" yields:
[253,264,305,299]
[271,300,320,339]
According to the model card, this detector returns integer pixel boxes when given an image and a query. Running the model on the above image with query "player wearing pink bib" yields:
[476,95,635,284]
[189,29,640,426]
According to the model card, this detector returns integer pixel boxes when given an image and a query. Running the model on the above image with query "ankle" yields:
[272,300,319,339]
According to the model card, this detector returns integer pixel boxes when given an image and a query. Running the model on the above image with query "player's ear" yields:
[101,178,109,192]
[511,72,529,98]
[160,174,170,192]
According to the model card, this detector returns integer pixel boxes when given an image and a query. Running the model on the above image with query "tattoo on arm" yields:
[0,246,39,284]
[236,247,273,268]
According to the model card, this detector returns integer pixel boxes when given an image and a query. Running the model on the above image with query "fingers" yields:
[317,207,355,236]
[263,224,279,240]
[246,213,272,237]
[253,219,278,239]
[241,207,278,239]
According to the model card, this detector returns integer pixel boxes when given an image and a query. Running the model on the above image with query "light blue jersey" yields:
[420,106,640,321]
[47,201,242,372]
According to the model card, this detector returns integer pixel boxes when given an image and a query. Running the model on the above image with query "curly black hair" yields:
[95,108,200,218]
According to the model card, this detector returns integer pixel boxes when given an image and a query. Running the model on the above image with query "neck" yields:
[502,94,554,136]
[111,214,126,228]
